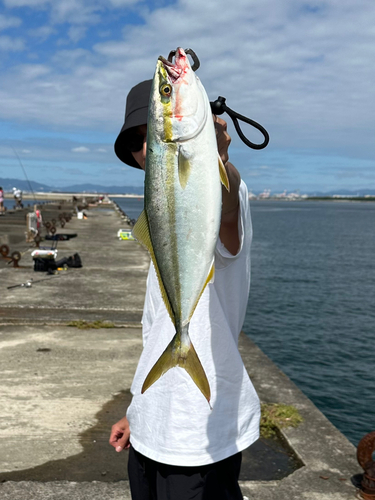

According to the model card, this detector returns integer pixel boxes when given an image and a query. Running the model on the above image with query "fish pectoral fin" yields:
[142,331,211,406]
[178,148,191,190]
[218,154,230,192]
[132,210,175,326]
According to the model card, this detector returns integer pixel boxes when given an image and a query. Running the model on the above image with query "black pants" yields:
[128,446,243,500]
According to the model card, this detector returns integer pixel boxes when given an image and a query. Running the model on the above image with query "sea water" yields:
[112,196,144,222]
[113,196,375,445]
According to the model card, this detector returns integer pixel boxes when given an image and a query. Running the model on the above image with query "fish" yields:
[132,47,229,405]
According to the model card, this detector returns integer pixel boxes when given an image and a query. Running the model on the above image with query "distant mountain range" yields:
[1,177,374,197]
[0,178,144,195]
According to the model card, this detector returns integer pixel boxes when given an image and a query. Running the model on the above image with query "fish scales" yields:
[133,48,226,404]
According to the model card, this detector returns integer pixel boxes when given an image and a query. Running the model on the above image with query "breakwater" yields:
[0,200,363,499]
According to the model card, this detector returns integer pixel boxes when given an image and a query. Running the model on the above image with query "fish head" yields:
[149,47,208,143]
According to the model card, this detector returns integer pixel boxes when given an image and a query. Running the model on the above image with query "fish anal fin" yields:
[142,330,211,405]
[132,210,175,326]
[218,154,230,192]
[132,209,152,252]
[187,262,215,323]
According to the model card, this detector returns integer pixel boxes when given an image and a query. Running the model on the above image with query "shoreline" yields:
[3,192,374,202]
[3,192,144,200]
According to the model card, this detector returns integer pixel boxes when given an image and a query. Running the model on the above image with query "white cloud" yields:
[28,25,56,40]
[0,0,375,190]
[109,0,140,6]
[16,64,51,79]
[0,139,115,166]
[67,25,87,43]
[0,35,24,51]
[52,48,96,68]
[96,148,107,153]
[4,0,102,25]
[0,14,22,31]
[50,0,100,25]
[3,0,49,6]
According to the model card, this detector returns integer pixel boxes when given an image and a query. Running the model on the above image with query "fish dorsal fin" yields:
[187,261,215,323]
[132,210,175,326]
[218,154,230,192]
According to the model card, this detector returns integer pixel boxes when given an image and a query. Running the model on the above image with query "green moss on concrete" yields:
[67,320,116,329]
[260,403,303,438]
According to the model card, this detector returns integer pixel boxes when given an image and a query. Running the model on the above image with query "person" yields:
[0,186,4,215]
[13,187,23,209]
[110,79,260,500]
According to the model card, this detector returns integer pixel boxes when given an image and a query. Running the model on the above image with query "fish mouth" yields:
[158,47,189,83]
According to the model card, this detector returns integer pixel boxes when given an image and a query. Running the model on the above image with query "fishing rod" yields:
[7,274,62,290]
[167,48,270,150]
[13,148,37,204]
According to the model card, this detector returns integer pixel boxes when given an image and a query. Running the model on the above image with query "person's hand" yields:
[213,115,241,255]
[214,115,231,165]
[109,416,130,452]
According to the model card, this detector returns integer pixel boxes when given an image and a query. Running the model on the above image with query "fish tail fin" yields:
[182,335,211,407]
[141,328,211,406]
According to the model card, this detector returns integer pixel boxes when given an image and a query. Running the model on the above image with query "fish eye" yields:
[160,84,172,97]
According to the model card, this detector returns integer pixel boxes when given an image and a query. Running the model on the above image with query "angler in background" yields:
[109,57,260,500]
[0,186,4,215]
[13,187,23,209]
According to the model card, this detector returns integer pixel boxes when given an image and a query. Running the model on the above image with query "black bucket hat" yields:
[114,79,152,169]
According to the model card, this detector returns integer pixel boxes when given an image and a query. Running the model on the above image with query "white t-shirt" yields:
[127,180,260,466]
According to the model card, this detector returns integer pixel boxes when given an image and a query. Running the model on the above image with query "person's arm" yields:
[109,415,130,452]
[214,116,241,255]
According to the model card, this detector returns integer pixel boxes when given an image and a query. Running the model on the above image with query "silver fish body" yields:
[133,48,228,404]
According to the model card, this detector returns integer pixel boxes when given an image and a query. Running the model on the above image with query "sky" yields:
[0,0,374,193]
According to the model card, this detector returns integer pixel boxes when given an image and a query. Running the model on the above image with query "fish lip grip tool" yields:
[167,48,200,72]
[165,47,269,150]
[210,96,269,150]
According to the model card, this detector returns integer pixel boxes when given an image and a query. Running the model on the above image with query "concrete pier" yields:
[0,202,361,499]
